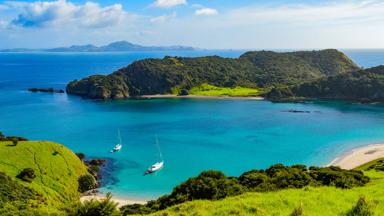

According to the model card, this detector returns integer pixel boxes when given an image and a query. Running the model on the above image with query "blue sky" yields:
[0,0,383,49]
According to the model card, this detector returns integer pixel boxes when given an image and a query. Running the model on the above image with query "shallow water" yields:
[1,50,384,199]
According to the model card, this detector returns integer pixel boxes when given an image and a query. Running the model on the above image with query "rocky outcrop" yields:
[66,74,129,99]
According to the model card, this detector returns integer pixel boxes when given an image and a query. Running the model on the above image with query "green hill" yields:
[0,140,89,215]
[148,165,384,216]
[66,49,359,99]
[267,65,384,102]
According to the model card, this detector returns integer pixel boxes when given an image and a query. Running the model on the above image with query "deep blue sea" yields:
[1,49,384,200]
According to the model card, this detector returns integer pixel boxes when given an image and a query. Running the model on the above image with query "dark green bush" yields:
[346,196,375,216]
[78,174,96,193]
[16,168,36,183]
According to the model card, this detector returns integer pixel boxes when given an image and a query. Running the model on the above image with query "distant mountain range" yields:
[0,41,195,52]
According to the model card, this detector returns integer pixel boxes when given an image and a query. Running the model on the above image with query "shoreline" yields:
[328,143,384,169]
[136,94,264,100]
[80,194,148,208]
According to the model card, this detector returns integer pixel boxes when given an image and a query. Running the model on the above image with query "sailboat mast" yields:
[155,134,163,161]
[118,128,122,144]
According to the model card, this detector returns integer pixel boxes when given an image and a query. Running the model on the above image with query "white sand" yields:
[80,194,147,208]
[328,144,384,169]
[137,94,264,100]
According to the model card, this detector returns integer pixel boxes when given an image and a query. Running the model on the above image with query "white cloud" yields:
[150,12,176,23]
[152,0,187,8]
[195,8,218,16]
[0,20,8,28]
[226,1,384,27]
[7,0,130,28]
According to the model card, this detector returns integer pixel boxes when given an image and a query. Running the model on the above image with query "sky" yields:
[0,0,383,49]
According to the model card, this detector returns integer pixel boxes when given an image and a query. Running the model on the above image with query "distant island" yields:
[0,41,195,52]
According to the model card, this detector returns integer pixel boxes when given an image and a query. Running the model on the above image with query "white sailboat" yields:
[144,134,164,175]
[110,129,123,153]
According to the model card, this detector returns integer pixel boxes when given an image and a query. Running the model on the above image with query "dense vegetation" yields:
[0,137,89,214]
[67,49,359,99]
[148,161,384,216]
[267,66,384,102]
[121,164,369,215]
[0,172,44,215]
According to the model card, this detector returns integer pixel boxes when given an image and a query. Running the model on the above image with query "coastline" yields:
[328,143,384,169]
[80,194,147,208]
[137,94,264,100]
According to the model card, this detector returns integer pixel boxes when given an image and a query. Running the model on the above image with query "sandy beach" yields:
[137,94,264,100]
[328,144,384,169]
[80,194,147,208]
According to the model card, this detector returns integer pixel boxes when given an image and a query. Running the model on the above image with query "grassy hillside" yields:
[0,140,89,214]
[150,169,384,216]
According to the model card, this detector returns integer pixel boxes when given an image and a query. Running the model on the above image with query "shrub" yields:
[346,196,375,216]
[16,168,36,183]
[178,89,189,96]
[76,153,86,161]
[74,192,120,216]
[290,204,304,216]
[78,174,97,193]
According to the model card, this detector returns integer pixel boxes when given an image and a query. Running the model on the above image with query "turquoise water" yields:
[1,50,384,199]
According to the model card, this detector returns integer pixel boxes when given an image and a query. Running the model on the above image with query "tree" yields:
[178,89,189,96]
[16,168,36,182]
[78,174,97,193]
[76,153,86,161]
[74,192,120,216]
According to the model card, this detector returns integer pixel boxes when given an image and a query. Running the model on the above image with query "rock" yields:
[28,88,64,93]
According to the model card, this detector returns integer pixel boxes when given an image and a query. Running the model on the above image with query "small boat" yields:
[110,129,123,153]
[144,161,164,175]
[110,143,122,153]
[144,134,164,175]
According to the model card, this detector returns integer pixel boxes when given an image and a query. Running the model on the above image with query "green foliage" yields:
[346,196,375,216]
[0,131,28,142]
[356,158,384,172]
[123,164,369,215]
[0,140,89,214]
[78,174,97,193]
[16,168,36,183]
[178,88,189,96]
[67,50,359,99]
[267,66,384,102]
[0,172,43,215]
[76,152,86,161]
[188,83,262,97]
[74,192,120,216]
[290,204,304,216]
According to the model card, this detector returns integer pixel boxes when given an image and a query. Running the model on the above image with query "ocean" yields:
[0,49,384,199]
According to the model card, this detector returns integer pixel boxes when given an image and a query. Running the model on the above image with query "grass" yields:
[185,84,264,97]
[0,141,89,213]
[150,167,384,215]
